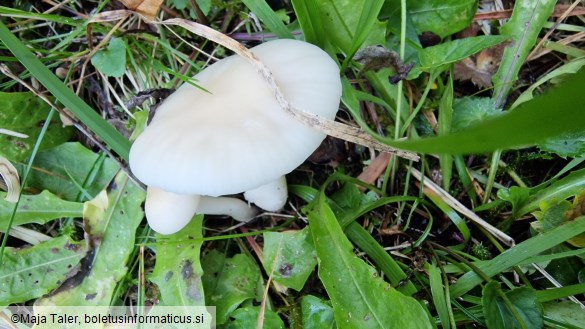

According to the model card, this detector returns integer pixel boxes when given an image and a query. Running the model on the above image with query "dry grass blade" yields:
[0,156,20,203]
[2,226,51,245]
[409,167,514,246]
[157,18,419,161]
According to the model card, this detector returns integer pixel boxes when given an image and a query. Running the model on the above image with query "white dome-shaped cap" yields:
[129,39,341,196]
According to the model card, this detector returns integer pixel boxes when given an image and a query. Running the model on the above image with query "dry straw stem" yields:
[157,18,419,162]
[409,167,515,246]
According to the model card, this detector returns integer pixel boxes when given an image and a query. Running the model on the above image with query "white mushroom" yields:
[129,39,342,234]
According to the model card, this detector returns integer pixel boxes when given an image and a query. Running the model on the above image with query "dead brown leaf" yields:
[118,0,163,21]
[453,43,507,88]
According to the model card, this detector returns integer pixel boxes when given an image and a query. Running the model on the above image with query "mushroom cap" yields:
[129,39,341,196]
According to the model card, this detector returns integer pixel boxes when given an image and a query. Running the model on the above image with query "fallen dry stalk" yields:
[157,18,419,162]
[409,167,514,246]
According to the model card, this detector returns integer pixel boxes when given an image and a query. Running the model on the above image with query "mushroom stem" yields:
[145,187,201,235]
[243,176,287,212]
[146,188,257,234]
[198,196,256,221]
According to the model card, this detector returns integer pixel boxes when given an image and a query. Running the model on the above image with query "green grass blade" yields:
[0,20,131,161]
[381,68,585,155]
[451,216,585,298]
[438,73,454,190]
[340,0,385,69]
[428,263,451,329]
[241,0,293,39]
[291,0,326,47]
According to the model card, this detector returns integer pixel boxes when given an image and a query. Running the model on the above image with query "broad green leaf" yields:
[543,301,585,328]
[0,190,83,229]
[241,0,293,39]
[381,69,585,155]
[532,197,585,248]
[0,92,73,162]
[290,181,419,296]
[314,0,385,54]
[0,21,131,160]
[482,282,543,329]
[150,215,206,306]
[225,307,284,329]
[381,0,476,38]
[513,167,585,217]
[409,36,510,78]
[498,186,531,218]
[452,97,500,132]
[25,142,118,201]
[493,0,557,107]
[37,172,145,306]
[91,37,127,78]
[309,196,433,328]
[451,216,585,298]
[301,295,335,329]
[263,228,317,291]
[0,235,85,305]
[202,250,262,324]
[538,130,585,158]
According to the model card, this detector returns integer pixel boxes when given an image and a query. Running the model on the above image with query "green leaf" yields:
[150,215,206,306]
[314,0,385,54]
[37,172,145,306]
[381,69,585,155]
[91,37,127,78]
[25,142,118,201]
[498,186,530,218]
[543,301,585,328]
[0,235,85,304]
[195,0,211,15]
[241,0,293,39]
[482,282,543,329]
[452,97,500,132]
[263,228,317,291]
[309,196,433,328]
[0,21,131,161]
[301,295,335,329]
[538,130,585,158]
[0,190,83,229]
[492,0,557,107]
[202,251,262,324]
[409,36,510,78]
[515,167,585,217]
[451,216,585,298]
[225,307,284,329]
[0,92,74,162]
[382,0,476,38]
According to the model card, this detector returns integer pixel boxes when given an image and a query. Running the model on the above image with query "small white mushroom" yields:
[130,39,342,234]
